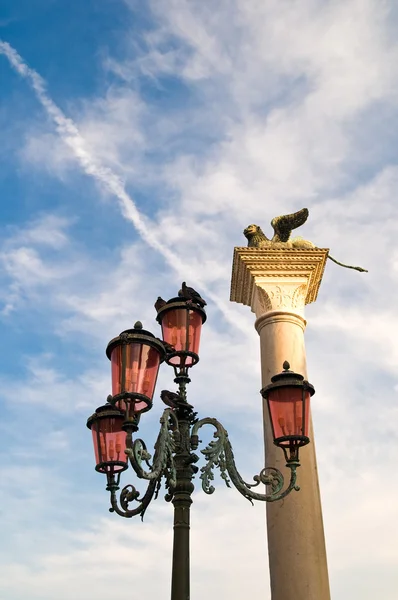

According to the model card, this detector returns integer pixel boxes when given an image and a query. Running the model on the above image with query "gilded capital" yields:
[230,247,329,319]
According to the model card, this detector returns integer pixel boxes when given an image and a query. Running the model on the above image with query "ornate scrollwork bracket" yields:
[190,417,300,504]
[106,408,179,519]
[106,407,300,519]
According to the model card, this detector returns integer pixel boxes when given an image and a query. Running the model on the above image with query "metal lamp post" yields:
[87,286,316,600]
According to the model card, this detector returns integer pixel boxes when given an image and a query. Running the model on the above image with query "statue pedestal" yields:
[230,247,331,600]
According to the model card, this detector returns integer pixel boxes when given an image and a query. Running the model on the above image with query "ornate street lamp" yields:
[86,285,315,600]
[262,360,314,463]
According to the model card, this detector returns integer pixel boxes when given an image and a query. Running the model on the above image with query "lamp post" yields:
[86,286,316,600]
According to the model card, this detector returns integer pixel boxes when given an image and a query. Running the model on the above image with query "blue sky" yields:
[1,1,398,598]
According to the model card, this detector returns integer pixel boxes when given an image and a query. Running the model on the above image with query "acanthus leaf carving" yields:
[255,286,273,314]
[292,283,307,309]
[252,282,308,317]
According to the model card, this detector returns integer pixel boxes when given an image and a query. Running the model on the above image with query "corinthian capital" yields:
[230,247,329,319]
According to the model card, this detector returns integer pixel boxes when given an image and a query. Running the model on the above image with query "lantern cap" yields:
[271,360,304,383]
[86,403,125,430]
[261,361,315,397]
[106,322,167,360]
[155,297,207,325]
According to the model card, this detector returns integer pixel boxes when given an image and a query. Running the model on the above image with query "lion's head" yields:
[243,224,261,239]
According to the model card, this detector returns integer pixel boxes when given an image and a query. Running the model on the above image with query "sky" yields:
[0,0,397,598]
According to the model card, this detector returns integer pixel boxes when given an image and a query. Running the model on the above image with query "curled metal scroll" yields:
[108,478,159,520]
[191,417,299,504]
[126,408,178,488]
[107,408,179,519]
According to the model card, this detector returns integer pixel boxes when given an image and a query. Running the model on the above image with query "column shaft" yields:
[256,311,330,600]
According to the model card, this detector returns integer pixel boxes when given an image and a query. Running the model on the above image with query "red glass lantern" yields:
[106,321,166,416]
[156,298,206,369]
[261,361,314,462]
[86,404,128,474]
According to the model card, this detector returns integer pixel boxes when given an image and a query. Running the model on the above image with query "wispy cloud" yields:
[0,39,246,332]
[0,41,178,260]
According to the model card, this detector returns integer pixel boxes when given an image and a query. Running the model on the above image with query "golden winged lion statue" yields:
[244,208,367,272]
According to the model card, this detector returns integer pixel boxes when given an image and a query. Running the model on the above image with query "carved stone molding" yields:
[269,285,292,309]
[230,246,329,319]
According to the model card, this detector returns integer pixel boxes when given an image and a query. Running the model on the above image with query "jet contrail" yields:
[0,40,249,333]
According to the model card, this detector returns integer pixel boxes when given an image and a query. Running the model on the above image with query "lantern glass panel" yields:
[111,342,160,412]
[161,308,202,365]
[91,415,127,473]
[268,386,310,445]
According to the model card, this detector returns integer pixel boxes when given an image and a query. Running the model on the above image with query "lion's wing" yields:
[271,208,309,242]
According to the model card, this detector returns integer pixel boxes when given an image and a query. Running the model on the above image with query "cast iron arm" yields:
[125,408,178,484]
[107,475,159,520]
[105,408,179,519]
[190,417,299,503]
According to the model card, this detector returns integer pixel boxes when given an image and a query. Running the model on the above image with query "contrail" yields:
[0,40,249,333]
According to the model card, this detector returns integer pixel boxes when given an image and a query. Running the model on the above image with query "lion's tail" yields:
[328,255,368,273]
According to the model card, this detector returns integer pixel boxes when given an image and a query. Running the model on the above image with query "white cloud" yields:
[21,131,77,178]
[0,353,108,413]
[0,213,83,315]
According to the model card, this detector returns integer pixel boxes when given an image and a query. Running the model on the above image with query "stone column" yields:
[230,247,331,600]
